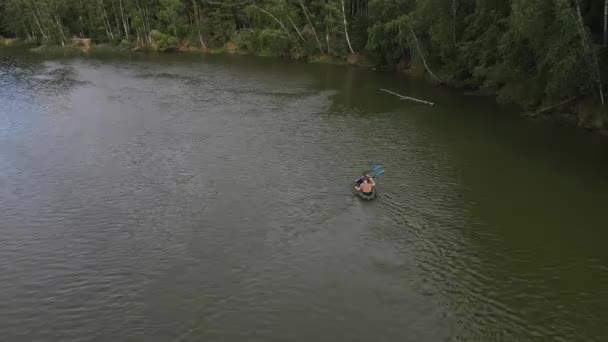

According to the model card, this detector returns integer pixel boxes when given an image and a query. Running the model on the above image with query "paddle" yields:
[354,164,382,183]
[352,165,384,191]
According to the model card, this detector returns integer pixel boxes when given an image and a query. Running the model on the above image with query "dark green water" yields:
[2,49,608,341]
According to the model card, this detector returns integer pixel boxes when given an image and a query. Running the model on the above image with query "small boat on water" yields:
[352,182,378,201]
[352,184,377,201]
[352,165,383,201]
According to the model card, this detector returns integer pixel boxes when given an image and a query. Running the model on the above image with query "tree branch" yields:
[380,88,435,106]
[249,5,294,41]
[404,24,442,83]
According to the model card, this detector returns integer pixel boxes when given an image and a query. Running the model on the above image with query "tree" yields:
[0,0,606,124]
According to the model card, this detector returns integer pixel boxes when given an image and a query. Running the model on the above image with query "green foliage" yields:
[150,29,177,51]
[0,0,606,118]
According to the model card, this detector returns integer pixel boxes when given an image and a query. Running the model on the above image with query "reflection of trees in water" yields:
[0,56,91,97]
[316,64,423,115]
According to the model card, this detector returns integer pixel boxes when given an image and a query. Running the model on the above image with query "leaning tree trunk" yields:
[30,0,50,38]
[146,9,152,43]
[250,5,295,42]
[98,0,115,41]
[134,0,151,43]
[119,0,129,39]
[27,4,48,39]
[299,1,324,54]
[405,24,442,83]
[286,14,305,42]
[341,0,355,54]
[53,14,66,46]
[111,0,122,38]
[173,13,178,39]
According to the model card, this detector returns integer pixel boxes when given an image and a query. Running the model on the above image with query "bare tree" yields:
[286,14,305,42]
[119,0,129,39]
[193,1,206,49]
[21,0,48,39]
[98,0,115,41]
[299,0,324,54]
[341,0,355,54]
[403,24,442,83]
[250,5,295,42]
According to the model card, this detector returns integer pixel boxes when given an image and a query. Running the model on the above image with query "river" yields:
[2,49,608,341]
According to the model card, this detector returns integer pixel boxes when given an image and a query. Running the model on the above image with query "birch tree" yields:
[341,0,355,54]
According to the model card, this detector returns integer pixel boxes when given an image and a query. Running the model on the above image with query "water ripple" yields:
[1,52,608,342]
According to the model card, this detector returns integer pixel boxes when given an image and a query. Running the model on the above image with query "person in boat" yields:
[355,177,375,195]
[355,172,372,186]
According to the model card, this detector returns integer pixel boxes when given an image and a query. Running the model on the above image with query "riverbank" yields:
[2,38,605,132]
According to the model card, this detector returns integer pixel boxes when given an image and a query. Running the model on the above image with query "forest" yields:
[1,0,607,127]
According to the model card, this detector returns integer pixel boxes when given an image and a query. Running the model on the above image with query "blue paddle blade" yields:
[372,164,383,171]
[375,170,385,176]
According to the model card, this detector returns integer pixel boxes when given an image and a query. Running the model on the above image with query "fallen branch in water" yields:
[380,88,435,106]
[522,97,575,117]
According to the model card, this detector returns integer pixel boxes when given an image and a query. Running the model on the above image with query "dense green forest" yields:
[1,0,607,126]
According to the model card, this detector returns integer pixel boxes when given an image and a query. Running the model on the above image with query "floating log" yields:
[522,97,575,117]
[380,88,435,106]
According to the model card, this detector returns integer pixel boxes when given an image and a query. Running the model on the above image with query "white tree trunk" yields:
[143,7,152,43]
[53,15,65,46]
[380,88,435,106]
[341,0,355,54]
[30,0,50,38]
[173,13,178,38]
[299,1,324,54]
[198,31,205,49]
[193,3,206,49]
[250,5,294,42]
[98,0,115,41]
[286,15,305,42]
[111,0,121,37]
[119,0,129,39]
[27,5,48,39]
[134,0,150,44]
[405,24,442,83]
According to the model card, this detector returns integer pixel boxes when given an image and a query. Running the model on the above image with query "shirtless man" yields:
[356,178,375,195]
[355,172,372,186]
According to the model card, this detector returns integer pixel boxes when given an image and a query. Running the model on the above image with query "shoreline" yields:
[2,38,606,135]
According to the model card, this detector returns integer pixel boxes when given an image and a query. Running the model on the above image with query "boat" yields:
[352,165,383,201]
[352,183,377,201]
